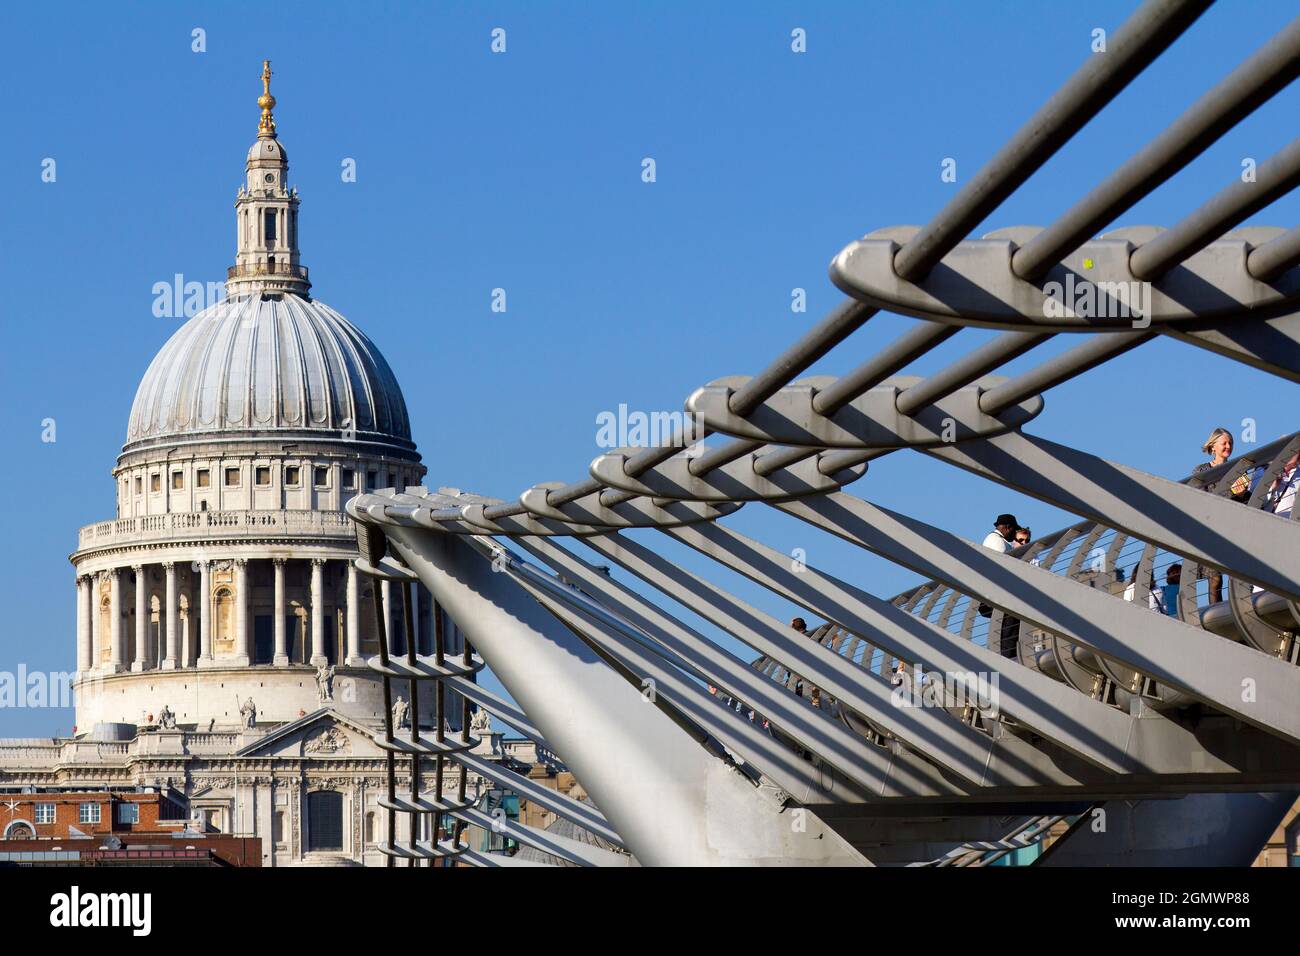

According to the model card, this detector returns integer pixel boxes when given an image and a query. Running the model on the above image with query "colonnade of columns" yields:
[73,555,393,677]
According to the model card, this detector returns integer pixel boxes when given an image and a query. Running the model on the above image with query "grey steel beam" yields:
[511,532,967,798]
[454,750,625,848]
[567,531,1061,789]
[1163,307,1300,383]
[657,519,1139,771]
[773,491,1300,745]
[662,516,1300,780]
[509,565,907,809]
[451,806,630,867]
[812,323,961,415]
[979,332,1155,414]
[442,676,555,753]
[688,438,766,476]
[520,486,742,529]
[660,517,1297,780]
[833,225,1300,331]
[590,446,867,501]
[895,332,1051,415]
[374,518,864,865]
[1130,137,1300,280]
[1012,15,1300,280]
[921,429,1300,599]
[729,300,879,417]
[691,374,1043,451]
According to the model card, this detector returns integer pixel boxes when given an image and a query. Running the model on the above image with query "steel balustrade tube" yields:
[812,323,962,415]
[895,332,1051,415]
[727,299,878,416]
[1247,223,1300,280]
[1130,137,1300,281]
[1012,16,1300,280]
[978,331,1155,415]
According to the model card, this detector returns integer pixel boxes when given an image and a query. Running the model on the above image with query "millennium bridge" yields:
[347,0,1300,866]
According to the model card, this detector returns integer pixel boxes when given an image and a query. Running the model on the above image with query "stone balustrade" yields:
[77,509,354,551]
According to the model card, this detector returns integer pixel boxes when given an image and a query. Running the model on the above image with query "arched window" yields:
[3,821,35,840]
[307,791,344,852]
[214,587,234,655]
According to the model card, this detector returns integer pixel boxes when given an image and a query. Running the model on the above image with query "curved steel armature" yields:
[519,484,743,528]
[831,226,1300,331]
[456,502,619,537]
[590,447,868,502]
[688,374,1044,448]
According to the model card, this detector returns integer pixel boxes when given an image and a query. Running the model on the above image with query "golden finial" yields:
[257,59,277,137]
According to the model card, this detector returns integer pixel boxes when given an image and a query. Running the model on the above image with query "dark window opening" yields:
[307,791,344,852]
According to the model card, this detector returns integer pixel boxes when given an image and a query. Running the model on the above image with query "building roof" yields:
[124,293,414,454]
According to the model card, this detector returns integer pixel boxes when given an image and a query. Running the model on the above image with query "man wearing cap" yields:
[982,514,1019,553]
[981,514,1021,658]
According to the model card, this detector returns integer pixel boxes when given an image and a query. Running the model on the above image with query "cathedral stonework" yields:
[0,62,480,866]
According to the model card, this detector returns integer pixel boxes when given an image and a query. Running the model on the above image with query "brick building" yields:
[0,789,187,841]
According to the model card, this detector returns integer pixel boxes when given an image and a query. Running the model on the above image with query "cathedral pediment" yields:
[235,709,382,759]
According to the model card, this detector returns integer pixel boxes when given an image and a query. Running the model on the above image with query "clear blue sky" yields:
[1,1,1296,736]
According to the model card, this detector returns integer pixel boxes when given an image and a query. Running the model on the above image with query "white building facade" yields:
[0,62,485,865]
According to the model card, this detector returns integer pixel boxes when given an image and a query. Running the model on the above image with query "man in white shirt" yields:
[982,514,1019,553]
[979,514,1020,657]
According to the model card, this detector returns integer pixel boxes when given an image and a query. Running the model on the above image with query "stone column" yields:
[163,562,178,669]
[310,559,326,666]
[198,559,214,667]
[131,564,150,671]
[273,558,288,666]
[346,561,362,666]
[108,568,124,673]
[89,573,102,672]
[75,576,92,676]
[233,558,251,666]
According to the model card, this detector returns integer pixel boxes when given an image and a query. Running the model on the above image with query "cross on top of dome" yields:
[257,59,277,137]
[229,59,309,298]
